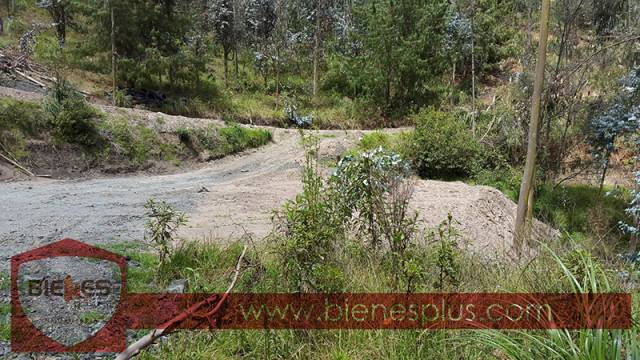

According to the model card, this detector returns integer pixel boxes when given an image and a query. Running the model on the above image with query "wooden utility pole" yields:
[514,0,551,254]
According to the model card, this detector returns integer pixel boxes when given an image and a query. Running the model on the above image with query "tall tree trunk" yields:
[470,0,477,136]
[275,47,280,99]
[223,46,229,88]
[0,16,3,35]
[233,46,239,79]
[111,0,116,105]
[312,18,320,97]
[514,0,551,255]
[312,0,322,97]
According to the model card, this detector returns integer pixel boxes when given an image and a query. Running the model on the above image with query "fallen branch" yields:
[0,152,34,177]
[14,69,47,88]
[115,244,248,360]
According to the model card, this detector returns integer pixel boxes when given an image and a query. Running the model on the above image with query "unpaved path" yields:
[0,88,557,274]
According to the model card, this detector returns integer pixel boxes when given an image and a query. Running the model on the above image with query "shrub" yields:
[409,108,483,179]
[273,135,346,292]
[175,127,191,144]
[332,148,415,249]
[180,124,272,159]
[44,80,103,149]
[113,89,133,108]
[50,97,103,149]
[218,124,272,153]
[144,199,188,265]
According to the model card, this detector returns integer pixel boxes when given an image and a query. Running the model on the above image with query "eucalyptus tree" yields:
[588,69,640,191]
[209,0,235,86]
[246,0,276,88]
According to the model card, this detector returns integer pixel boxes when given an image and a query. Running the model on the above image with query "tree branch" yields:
[115,244,248,360]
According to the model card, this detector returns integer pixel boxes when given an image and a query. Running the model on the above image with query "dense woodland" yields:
[1,0,640,358]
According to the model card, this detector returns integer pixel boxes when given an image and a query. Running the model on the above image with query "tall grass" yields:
[467,244,639,360]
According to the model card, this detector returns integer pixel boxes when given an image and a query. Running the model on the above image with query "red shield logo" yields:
[11,239,127,352]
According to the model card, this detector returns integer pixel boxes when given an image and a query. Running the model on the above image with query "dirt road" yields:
[0,127,365,267]
[0,90,557,273]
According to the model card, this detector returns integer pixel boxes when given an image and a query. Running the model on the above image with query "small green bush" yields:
[50,97,103,149]
[44,80,103,149]
[144,199,188,265]
[409,108,483,179]
[274,135,346,292]
[218,124,272,153]
[113,89,133,108]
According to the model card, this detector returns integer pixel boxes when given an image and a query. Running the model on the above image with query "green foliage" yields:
[144,199,188,265]
[432,214,462,290]
[0,301,8,342]
[113,89,133,108]
[178,124,272,159]
[44,80,103,149]
[273,135,346,292]
[79,310,107,325]
[332,147,415,251]
[474,167,631,242]
[92,0,203,94]
[473,166,523,201]
[409,108,483,179]
[218,124,272,152]
[0,98,47,157]
[534,183,630,241]
[327,0,449,115]
[158,241,256,292]
[101,242,160,292]
[101,117,177,164]
[348,131,414,159]
[468,244,638,360]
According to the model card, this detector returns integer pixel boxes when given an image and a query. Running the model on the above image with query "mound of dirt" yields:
[411,180,558,258]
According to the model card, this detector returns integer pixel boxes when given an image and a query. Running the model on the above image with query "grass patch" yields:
[100,117,179,164]
[345,131,412,159]
[79,310,107,325]
[0,272,10,292]
[473,168,631,245]
[0,303,9,343]
[0,98,47,159]
[177,124,272,160]
[0,323,9,342]
[535,183,630,242]
[132,237,638,360]
[100,242,161,292]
